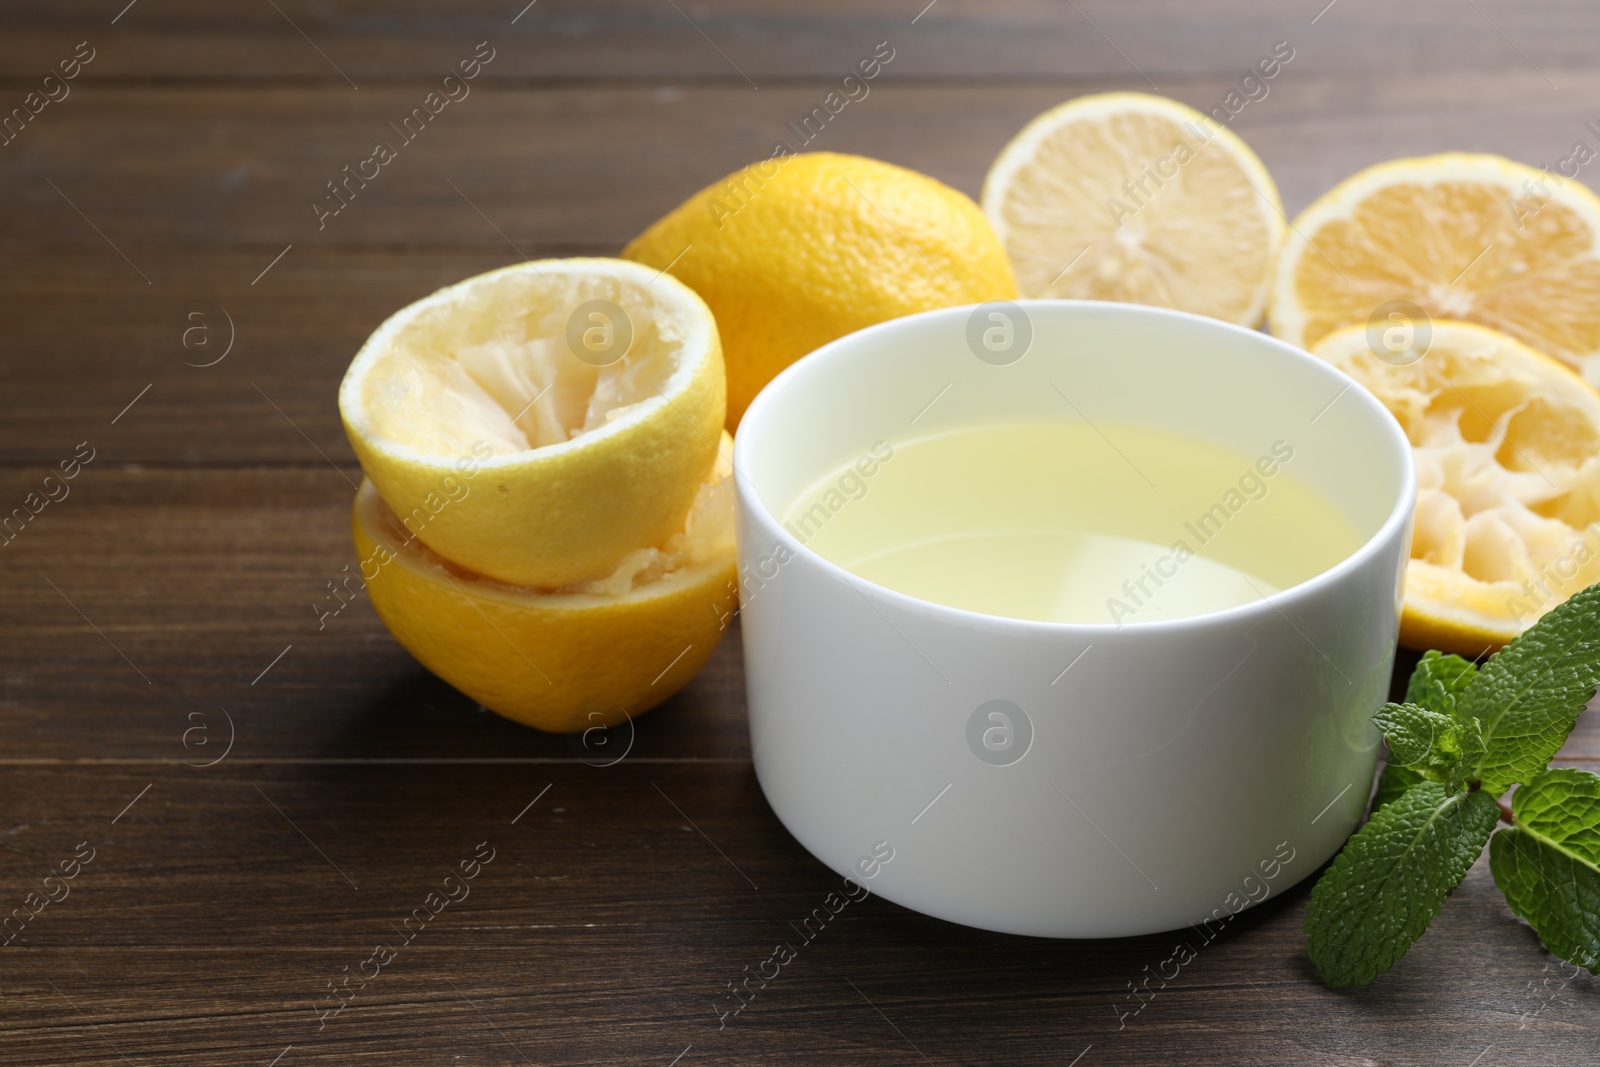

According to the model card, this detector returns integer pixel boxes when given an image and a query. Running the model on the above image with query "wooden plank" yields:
[3,71,1599,464]
[3,4,1600,1063]
[0,249,535,464]
[0,465,748,762]
[4,75,1599,254]
[0,761,1594,1065]
[0,0,1595,83]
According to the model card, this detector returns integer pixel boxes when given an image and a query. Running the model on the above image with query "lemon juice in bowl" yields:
[782,421,1359,625]
[733,299,1416,937]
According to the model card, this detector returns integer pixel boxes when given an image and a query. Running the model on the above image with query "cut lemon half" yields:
[339,258,725,588]
[981,92,1284,325]
[1310,319,1600,656]
[1271,153,1600,385]
[352,436,737,733]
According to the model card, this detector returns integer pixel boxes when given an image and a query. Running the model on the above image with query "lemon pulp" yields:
[783,422,1360,625]
[339,259,724,588]
[1310,319,1600,653]
[981,92,1283,326]
[1269,153,1600,383]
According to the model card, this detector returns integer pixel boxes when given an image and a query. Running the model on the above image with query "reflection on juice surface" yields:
[782,421,1359,625]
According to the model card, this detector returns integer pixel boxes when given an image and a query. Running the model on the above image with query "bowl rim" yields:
[732,298,1417,638]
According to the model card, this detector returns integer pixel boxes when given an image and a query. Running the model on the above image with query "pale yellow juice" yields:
[782,422,1360,625]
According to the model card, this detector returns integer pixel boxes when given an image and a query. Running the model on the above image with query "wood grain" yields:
[0,466,751,763]
[3,0,1597,83]
[4,70,1599,466]
[3,75,1599,253]
[0,762,1596,1066]
[3,2,1600,1064]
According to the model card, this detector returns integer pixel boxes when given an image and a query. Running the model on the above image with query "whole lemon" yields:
[623,152,1018,428]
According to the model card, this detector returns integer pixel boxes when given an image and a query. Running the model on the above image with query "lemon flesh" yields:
[1311,320,1600,655]
[1271,153,1600,386]
[351,438,737,732]
[981,92,1284,326]
[340,259,724,587]
[623,152,1016,429]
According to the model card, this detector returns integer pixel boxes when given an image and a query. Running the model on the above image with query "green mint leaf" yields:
[1307,781,1500,986]
[1373,762,1425,813]
[1396,652,1486,787]
[1405,650,1479,718]
[1373,702,1465,778]
[1458,719,1487,789]
[1489,768,1600,972]
[1459,581,1600,795]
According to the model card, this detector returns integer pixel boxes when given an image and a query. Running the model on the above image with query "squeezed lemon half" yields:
[352,438,737,732]
[339,258,725,588]
[1311,320,1600,655]
[340,259,737,731]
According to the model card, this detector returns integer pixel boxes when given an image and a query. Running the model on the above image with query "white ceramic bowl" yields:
[733,300,1415,938]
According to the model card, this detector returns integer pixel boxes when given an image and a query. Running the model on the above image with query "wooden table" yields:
[2,2,1597,1063]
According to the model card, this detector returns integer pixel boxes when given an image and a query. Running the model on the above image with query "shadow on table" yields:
[321,619,750,764]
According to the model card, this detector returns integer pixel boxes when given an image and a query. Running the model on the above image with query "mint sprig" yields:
[1459,588,1600,794]
[1370,701,1481,787]
[1370,762,1423,814]
[1306,582,1600,987]
[1306,782,1500,987]
[1403,649,1478,718]
[1489,768,1600,972]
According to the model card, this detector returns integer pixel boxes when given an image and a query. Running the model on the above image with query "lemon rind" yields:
[353,478,734,612]
[339,257,717,473]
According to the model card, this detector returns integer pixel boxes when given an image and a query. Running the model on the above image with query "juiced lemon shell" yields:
[350,437,737,732]
[339,258,724,588]
[1310,319,1600,655]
